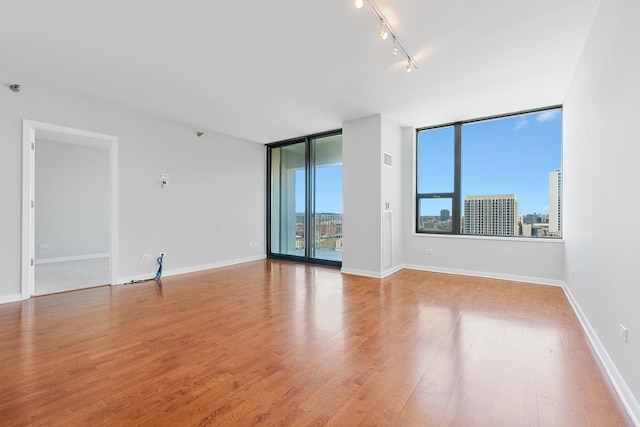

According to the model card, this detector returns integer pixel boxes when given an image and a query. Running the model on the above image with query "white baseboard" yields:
[381,264,405,278]
[562,284,640,426]
[0,293,24,304]
[340,268,381,278]
[36,253,110,264]
[341,264,404,279]
[117,255,266,285]
[403,264,565,287]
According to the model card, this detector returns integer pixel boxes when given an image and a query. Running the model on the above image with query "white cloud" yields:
[536,110,560,122]
[512,117,528,131]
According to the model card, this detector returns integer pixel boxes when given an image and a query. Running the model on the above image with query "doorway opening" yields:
[21,120,118,298]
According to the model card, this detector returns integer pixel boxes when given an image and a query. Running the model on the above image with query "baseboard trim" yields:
[36,253,110,264]
[340,264,405,279]
[403,264,564,287]
[340,268,383,278]
[381,264,405,278]
[117,255,267,284]
[0,293,24,304]
[562,284,640,426]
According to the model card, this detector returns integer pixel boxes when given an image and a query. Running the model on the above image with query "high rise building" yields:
[464,194,519,236]
[549,169,562,236]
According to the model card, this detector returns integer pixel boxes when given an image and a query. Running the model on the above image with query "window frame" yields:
[415,105,562,238]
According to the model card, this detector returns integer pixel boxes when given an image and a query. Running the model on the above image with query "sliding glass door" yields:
[268,131,342,266]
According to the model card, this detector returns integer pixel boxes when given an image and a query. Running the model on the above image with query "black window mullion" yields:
[305,138,312,260]
[266,146,272,256]
[453,123,462,234]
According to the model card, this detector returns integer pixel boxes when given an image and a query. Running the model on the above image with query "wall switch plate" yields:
[142,254,151,259]
[425,249,433,254]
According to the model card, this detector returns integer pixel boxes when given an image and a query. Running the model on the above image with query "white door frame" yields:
[21,120,119,299]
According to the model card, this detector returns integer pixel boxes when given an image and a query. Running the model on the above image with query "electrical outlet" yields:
[39,243,49,249]
[161,174,169,179]
[619,324,628,342]
[142,254,151,259]
[425,249,433,254]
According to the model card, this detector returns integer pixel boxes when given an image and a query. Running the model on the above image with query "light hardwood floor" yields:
[0,260,633,426]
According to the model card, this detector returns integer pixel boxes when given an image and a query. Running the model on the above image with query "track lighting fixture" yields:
[354,0,418,73]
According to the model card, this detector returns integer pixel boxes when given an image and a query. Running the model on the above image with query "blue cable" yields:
[154,254,164,280]
[128,253,164,284]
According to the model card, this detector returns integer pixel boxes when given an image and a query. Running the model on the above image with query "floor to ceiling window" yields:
[267,130,342,267]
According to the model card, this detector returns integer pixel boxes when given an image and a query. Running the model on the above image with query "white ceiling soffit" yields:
[0,1,600,143]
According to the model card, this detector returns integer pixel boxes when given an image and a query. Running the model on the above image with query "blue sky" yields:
[295,166,343,213]
[418,108,562,216]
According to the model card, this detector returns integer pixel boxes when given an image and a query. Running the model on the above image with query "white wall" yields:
[343,115,383,276]
[381,116,404,273]
[0,79,265,301]
[35,139,109,260]
[401,126,565,285]
[342,114,404,277]
[563,0,640,420]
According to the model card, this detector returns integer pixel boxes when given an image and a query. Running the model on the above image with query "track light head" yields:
[405,58,413,73]
[392,37,399,55]
[354,0,364,8]
[379,21,389,40]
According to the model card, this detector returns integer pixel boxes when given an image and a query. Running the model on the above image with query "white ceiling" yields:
[0,0,600,143]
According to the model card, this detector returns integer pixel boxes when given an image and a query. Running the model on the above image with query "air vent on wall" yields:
[383,152,392,167]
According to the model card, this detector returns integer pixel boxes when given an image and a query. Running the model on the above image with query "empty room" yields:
[0,0,638,425]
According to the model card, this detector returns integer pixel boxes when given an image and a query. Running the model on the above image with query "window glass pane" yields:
[461,108,562,237]
[418,198,453,232]
[417,126,454,193]
[311,135,343,262]
[270,142,306,256]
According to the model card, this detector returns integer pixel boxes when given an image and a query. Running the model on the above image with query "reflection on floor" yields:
[35,257,109,296]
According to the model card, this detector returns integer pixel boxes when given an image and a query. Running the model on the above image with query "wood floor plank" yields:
[0,260,633,426]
